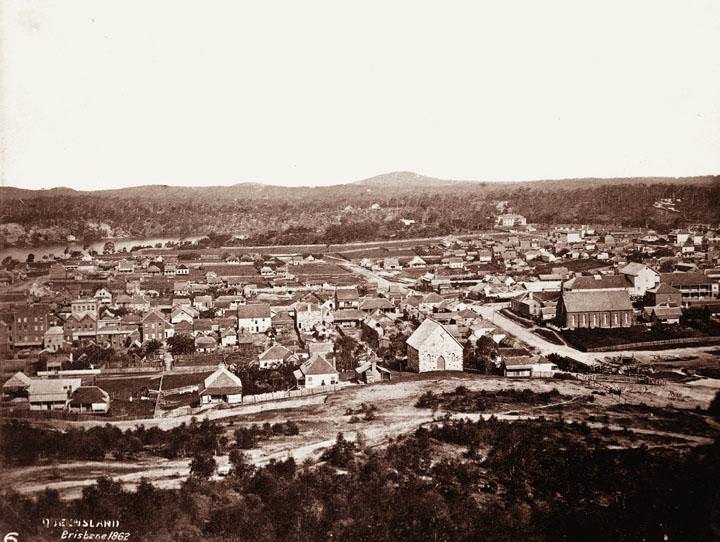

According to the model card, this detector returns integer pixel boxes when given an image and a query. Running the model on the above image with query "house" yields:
[646,284,683,307]
[659,272,718,303]
[94,288,113,305]
[176,263,190,275]
[71,298,98,317]
[503,356,559,378]
[64,312,97,342]
[383,257,402,271]
[2,371,33,400]
[199,364,243,404]
[335,287,360,309]
[193,295,214,311]
[171,307,195,325]
[117,259,135,274]
[260,266,276,278]
[27,378,82,410]
[195,334,218,352]
[44,326,65,351]
[293,353,339,388]
[557,290,634,329]
[332,309,365,328]
[221,328,237,347]
[643,305,683,324]
[419,292,445,314]
[174,281,190,296]
[496,214,527,227]
[237,303,272,333]
[258,344,294,369]
[359,297,396,314]
[355,360,392,384]
[142,310,172,342]
[619,263,660,297]
[408,256,427,268]
[511,291,560,321]
[294,302,332,332]
[68,386,110,414]
[406,318,463,373]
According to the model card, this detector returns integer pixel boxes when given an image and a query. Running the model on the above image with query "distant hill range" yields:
[1,172,719,249]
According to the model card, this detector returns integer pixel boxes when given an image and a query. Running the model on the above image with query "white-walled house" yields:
[199,365,243,404]
[293,354,339,388]
[406,319,463,373]
[619,263,660,297]
[237,304,272,333]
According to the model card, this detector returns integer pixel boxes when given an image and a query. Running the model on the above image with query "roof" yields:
[237,303,271,319]
[300,354,338,376]
[645,305,683,318]
[406,318,463,350]
[359,298,395,311]
[648,283,681,295]
[619,262,653,276]
[335,287,359,300]
[3,371,32,389]
[201,366,243,394]
[561,290,633,313]
[260,344,292,361]
[332,309,365,321]
[421,293,444,304]
[660,272,712,287]
[28,378,81,401]
[70,386,109,405]
[565,275,631,291]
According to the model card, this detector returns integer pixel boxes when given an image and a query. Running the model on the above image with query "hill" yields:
[1,172,718,248]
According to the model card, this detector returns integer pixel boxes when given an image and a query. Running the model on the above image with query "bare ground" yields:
[4,371,719,500]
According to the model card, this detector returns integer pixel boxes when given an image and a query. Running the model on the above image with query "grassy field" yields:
[562,324,720,350]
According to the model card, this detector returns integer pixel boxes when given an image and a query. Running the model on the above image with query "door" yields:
[436,355,446,371]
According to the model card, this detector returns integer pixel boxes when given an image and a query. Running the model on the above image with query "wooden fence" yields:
[584,336,720,352]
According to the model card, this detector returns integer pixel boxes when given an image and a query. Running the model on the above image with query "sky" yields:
[1,0,719,191]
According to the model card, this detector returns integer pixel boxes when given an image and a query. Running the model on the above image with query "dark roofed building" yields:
[557,290,634,329]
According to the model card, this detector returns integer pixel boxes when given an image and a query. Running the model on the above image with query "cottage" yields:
[504,356,559,378]
[258,344,294,369]
[643,305,683,324]
[27,378,81,410]
[406,318,463,373]
[335,287,360,309]
[69,386,111,414]
[199,364,243,404]
[293,353,339,388]
[557,290,634,329]
[355,360,392,383]
[237,303,272,333]
[646,283,682,307]
[195,334,218,352]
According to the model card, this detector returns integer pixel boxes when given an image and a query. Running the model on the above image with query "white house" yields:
[237,303,272,333]
[619,262,660,297]
[406,319,463,373]
[199,364,243,404]
[293,354,339,388]
[68,386,111,414]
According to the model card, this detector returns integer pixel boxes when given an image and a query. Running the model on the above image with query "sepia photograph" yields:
[1,1,719,540]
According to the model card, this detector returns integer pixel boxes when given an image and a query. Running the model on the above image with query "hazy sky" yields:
[1,1,719,190]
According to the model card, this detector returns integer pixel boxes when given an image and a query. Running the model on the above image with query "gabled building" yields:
[557,290,634,329]
[237,303,272,333]
[293,353,339,388]
[199,364,243,404]
[406,318,463,373]
[619,263,660,297]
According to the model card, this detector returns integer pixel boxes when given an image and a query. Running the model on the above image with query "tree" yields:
[709,392,720,422]
[190,452,217,480]
[103,241,115,254]
[168,333,196,355]
[26,253,35,263]
[144,339,162,356]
